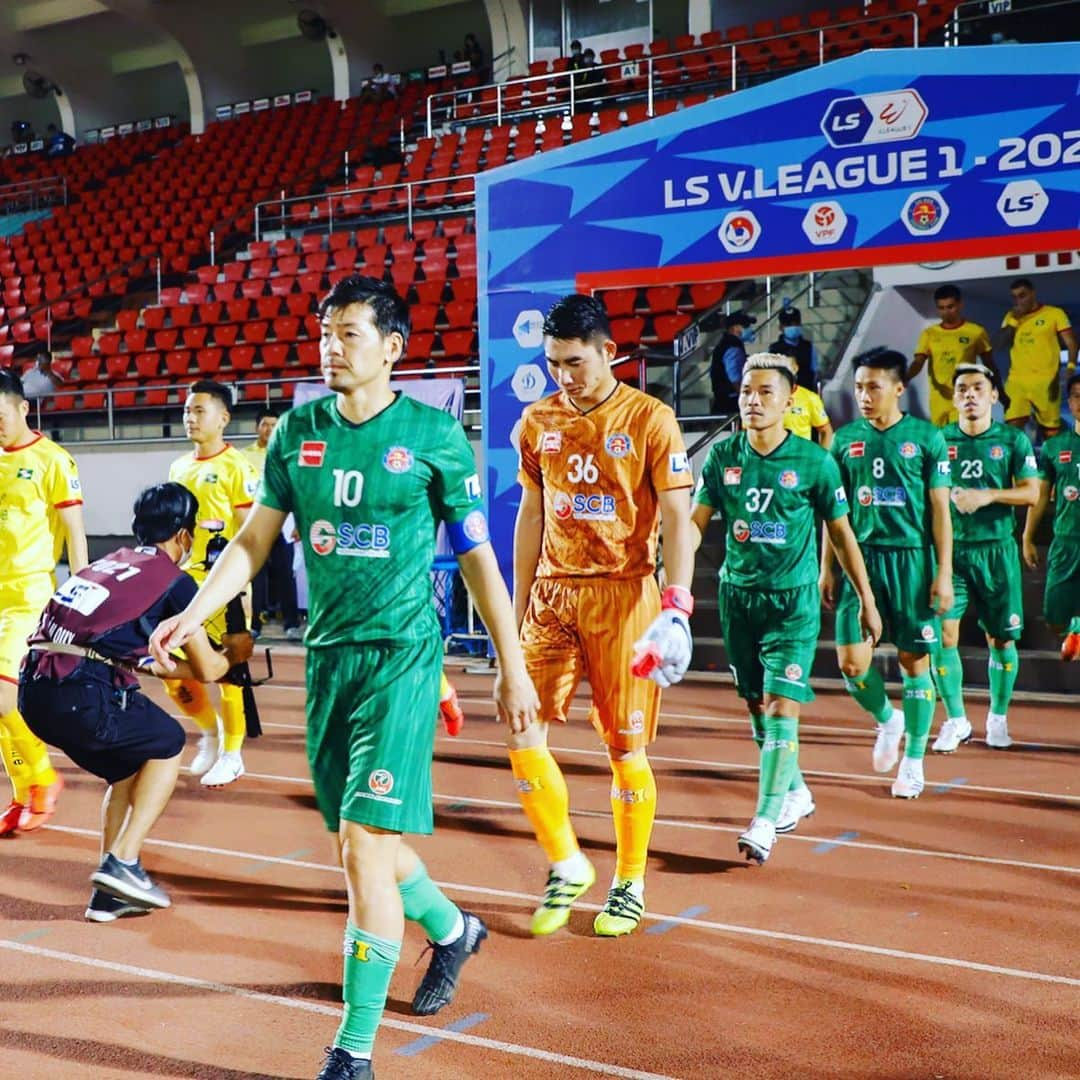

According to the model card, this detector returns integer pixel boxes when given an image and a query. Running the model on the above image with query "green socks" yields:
[901,672,936,760]
[755,715,799,821]
[751,711,804,794]
[931,645,966,720]
[842,664,893,726]
[988,643,1019,716]
[334,924,401,1054]
[399,861,462,943]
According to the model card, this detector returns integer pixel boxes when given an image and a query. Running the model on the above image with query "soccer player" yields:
[907,284,995,427]
[149,276,538,1080]
[0,368,87,836]
[823,348,954,799]
[19,483,248,921]
[165,379,260,787]
[930,364,1039,752]
[1022,372,1080,663]
[999,278,1077,440]
[692,356,881,862]
[242,407,301,641]
[511,294,695,937]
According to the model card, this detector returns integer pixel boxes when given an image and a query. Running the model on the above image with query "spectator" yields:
[45,123,74,157]
[710,311,756,414]
[579,48,604,99]
[21,353,65,400]
[463,33,486,79]
[769,307,819,391]
[567,40,586,70]
[364,63,397,101]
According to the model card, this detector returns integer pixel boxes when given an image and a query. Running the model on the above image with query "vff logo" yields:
[996,180,1049,228]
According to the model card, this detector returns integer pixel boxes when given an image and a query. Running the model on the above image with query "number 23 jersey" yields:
[518,383,692,580]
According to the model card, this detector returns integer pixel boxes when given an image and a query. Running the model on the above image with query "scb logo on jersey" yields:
[382,446,413,473]
[732,518,787,543]
[555,490,616,521]
[309,518,391,557]
[605,433,632,458]
[858,485,907,507]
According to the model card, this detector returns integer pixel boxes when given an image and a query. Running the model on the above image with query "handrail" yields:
[0,174,67,214]
[426,11,919,137]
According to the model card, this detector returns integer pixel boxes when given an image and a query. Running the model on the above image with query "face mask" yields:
[742,329,756,344]
[783,326,802,343]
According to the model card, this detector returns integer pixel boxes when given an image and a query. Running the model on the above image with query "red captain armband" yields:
[661,585,694,617]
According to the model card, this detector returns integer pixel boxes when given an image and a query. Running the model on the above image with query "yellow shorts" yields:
[1004,375,1061,429]
[185,568,249,644]
[0,574,54,684]
[521,576,662,752]
[928,386,958,428]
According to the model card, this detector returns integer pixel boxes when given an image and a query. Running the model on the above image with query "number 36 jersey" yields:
[518,383,692,580]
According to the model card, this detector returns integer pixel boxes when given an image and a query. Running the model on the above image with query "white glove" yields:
[632,609,692,689]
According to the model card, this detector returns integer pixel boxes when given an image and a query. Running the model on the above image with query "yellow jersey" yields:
[1002,304,1071,381]
[0,432,82,585]
[915,321,992,397]
[783,386,830,441]
[239,441,267,476]
[169,443,259,579]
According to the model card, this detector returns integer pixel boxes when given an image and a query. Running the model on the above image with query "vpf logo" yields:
[606,432,632,458]
[732,518,751,542]
[902,191,950,236]
[310,519,337,556]
[718,210,762,254]
[382,446,413,473]
[554,492,573,519]
[368,770,394,796]
[801,200,848,247]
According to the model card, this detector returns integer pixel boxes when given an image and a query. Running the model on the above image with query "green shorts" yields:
[1044,536,1080,629]
[836,546,940,654]
[305,636,442,835]
[946,539,1024,640]
[719,581,819,704]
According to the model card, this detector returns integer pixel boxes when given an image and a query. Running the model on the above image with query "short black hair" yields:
[1010,277,1034,292]
[255,407,280,424]
[933,284,961,303]
[543,294,611,343]
[853,346,907,383]
[778,307,801,326]
[132,482,198,545]
[187,379,233,411]
[319,274,410,352]
[1067,371,1080,397]
[0,367,26,400]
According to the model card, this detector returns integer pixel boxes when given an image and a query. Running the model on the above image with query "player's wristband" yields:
[661,585,694,616]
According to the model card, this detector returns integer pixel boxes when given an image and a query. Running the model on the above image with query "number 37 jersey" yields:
[518,383,693,580]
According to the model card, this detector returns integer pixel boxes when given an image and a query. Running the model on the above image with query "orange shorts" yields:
[521,576,662,752]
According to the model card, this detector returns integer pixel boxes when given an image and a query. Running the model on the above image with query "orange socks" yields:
[610,754,657,882]
[508,745,580,864]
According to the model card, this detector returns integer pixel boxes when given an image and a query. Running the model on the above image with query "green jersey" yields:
[941,421,1037,544]
[831,414,950,548]
[695,430,848,590]
[1037,427,1080,540]
[260,393,484,648]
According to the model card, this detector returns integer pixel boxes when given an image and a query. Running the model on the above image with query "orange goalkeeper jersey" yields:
[518,383,692,580]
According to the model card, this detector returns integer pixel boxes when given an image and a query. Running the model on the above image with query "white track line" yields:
[0,940,675,1080]
[32,827,1080,989]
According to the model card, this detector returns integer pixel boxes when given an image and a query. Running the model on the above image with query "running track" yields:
[2,652,1077,1078]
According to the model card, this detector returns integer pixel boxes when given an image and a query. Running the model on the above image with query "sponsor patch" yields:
[670,451,689,474]
[299,440,326,467]
[937,461,951,476]
[947,445,958,460]
[310,520,337,555]
[858,485,873,506]
[462,508,489,542]
[849,441,865,458]
[1063,485,1079,502]
[835,486,848,504]
[464,473,481,500]
[368,769,394,796]
[1024,455,1037,470]
[382,445,413,473]
[605,432,632,458]
[1059,450,1072,464]
[16,467,32,480]
[785,663,803,681]
[541,431,562,453]
[724,466,742,486]
[553,492,573,520]
[779,469,799,489]
[920,625,936,641]
[1008,613,1021,627]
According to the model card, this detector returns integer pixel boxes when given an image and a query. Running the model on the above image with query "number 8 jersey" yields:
[518,382,692,580]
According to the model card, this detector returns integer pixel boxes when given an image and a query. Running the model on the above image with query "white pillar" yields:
[687,0,711,39]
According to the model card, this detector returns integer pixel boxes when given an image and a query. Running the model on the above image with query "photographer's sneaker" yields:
[985,714,1013,749]
[775,786,815,834]
[84,888,152,923]
[200,751,245,788]
[872,709,905,773]
[932,717,972,754]
[891,757,925,799]
[91,853,170,908]
[189,732,220,776]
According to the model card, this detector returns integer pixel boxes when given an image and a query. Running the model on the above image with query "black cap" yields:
[725,311,757,329]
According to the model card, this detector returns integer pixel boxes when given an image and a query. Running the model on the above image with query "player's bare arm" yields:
[819,523,838,609]
[141,625,233,683]
[1062,327,1078,372]
[57,502,89,574]
[906,352,928,381]
[951,475,1039,514]
[1021,478,1053,568]
[455,543,539,734]
[689,500,713,552]
[928,486,954,615]
[512,483,544,631]
[657,487,694,590]
[824,515,882,644]
[815,421,834,450]
[150,502,285,665]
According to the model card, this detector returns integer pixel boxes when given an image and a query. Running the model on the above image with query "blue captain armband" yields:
[447,508,490,553]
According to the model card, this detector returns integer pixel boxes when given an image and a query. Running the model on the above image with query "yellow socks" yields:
[164,679,219,734]
[508,745,579,864]
[219,682,246,753]
[610,754,657,882]
[1,708,55,796]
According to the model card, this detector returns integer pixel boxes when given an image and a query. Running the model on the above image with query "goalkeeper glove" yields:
[631,586,694,689]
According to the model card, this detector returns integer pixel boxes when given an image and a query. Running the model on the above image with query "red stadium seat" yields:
[135,352,161,379]
[262,343,290,369]
[196,348,224,374]
[213,324,240,347]
[229,346,256,372]
[165,350,192,377]
[243,321,269,343]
